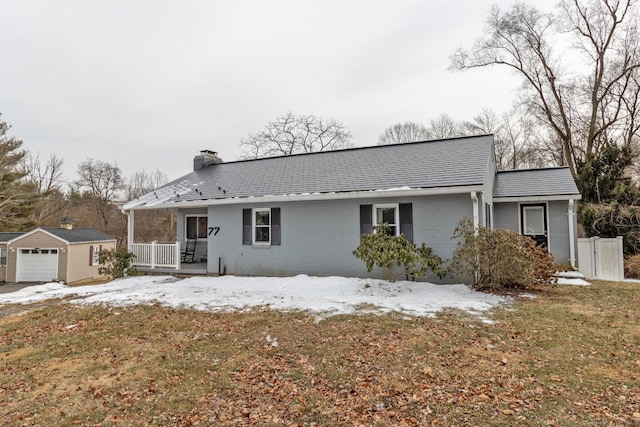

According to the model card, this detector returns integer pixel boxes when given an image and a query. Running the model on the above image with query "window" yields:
[360,203,413,243]
[373,204,399,235]
[0,248,6,266]
[253,208,271,244]
[186,215,208,240]
[243,208,281,246]
[89,245,102,266]
[485,203,492,228]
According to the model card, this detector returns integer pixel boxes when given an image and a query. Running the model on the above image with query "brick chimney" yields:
[194,150,223,170]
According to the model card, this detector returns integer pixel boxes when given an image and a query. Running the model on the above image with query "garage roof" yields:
[4,228,116,244]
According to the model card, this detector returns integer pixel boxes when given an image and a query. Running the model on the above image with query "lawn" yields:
[0,280,639,426]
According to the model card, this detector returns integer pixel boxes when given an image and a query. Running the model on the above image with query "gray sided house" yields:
[0,221,117,284]
[122,135,581,281]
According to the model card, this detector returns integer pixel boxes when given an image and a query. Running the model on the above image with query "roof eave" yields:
[494,194,582,203]
[124,185,487,211]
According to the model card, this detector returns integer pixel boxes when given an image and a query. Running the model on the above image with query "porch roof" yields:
[124,135,494,210]
[494,167,581,199]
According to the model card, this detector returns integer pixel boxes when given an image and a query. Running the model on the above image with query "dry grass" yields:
[0,280,639,426]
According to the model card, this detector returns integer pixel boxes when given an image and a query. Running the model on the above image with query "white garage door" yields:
[16,249,59,282]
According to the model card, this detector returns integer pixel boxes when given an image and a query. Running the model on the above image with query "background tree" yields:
[74,158,125,230]
[0,115,38,231]
[124,169,175,244]
[450,0,640,180]
[239,112,354,159]
[19,152,67,224]
[428,113,466,139]
[125,169,169,200]
[377,122,430,145]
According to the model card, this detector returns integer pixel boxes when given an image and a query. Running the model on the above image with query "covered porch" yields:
[124,208,210,275]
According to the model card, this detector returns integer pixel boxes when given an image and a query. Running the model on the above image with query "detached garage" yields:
[0,220,117,284]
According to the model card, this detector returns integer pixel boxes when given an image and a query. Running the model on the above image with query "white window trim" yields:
[92,245,100,266]
[521,206,545,236]
[185,215,208,240]
[0,248,6,266]
[252,208,271,245]
[373,203,399,236]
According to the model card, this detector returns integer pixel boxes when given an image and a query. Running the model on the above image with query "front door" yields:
[521,204,548,247]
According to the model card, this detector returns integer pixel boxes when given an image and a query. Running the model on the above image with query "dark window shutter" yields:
[242,209,252,245]
[271,208,281,245]
[89,245,94,266]
[399,203,413,243]
[360,205,373,235]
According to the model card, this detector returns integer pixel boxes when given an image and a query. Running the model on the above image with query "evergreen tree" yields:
[0,115,38,231]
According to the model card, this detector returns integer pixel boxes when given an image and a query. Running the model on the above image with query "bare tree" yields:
[239,112,354,159]
[20,152,67,223]
[74,159,125,229]
[125,169,169,201]
[450,0,640,179]
[377,122,431,145]
[427,114,467,139]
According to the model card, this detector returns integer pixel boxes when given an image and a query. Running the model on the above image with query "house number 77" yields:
[208,227,220,236]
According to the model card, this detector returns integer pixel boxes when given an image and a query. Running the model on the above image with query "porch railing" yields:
[131,241,180,269]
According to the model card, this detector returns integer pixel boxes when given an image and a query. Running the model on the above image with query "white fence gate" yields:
[577,236,624,281]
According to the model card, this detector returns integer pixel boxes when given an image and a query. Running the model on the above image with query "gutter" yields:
[124,185,486,211]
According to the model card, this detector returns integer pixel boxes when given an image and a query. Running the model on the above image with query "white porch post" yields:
[568,199,576,269]
[470,192,479,231]
[175,241,181,269]
[127,210,135,251]
[150,240,156,268]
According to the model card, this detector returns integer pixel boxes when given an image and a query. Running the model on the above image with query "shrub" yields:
[624,254,640,279]
[98,247,137,280]
[578,202,640,255]
[450,219,557,291]
[521,236,557,287]
[353,223,446,282]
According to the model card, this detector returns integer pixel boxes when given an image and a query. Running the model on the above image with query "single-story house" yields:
[122,135,581,281]
[0,219,117,284]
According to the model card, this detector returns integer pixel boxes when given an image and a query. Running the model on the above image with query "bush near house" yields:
[98,248,136,280]
[353,223,446,282]
[450,219,557,291]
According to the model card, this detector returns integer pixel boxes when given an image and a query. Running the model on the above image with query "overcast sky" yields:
[1,0,559,185]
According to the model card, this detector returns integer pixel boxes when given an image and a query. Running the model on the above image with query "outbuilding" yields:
[0,219,116,284]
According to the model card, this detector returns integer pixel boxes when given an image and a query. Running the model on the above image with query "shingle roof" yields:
[40,228,116,243]
[0,233,24,243]
[494,167,580,198]
[124,135,494,209]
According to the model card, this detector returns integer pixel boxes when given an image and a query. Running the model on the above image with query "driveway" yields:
[0,283,35,294]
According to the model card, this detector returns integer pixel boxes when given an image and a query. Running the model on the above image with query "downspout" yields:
[470,192,479,232]
[568,199,576,269]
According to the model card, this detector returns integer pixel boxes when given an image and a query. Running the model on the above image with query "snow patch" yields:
[0,275,510,321]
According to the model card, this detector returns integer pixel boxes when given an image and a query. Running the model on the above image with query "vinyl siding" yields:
[66,241,116,284]
[204,193,473,282]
